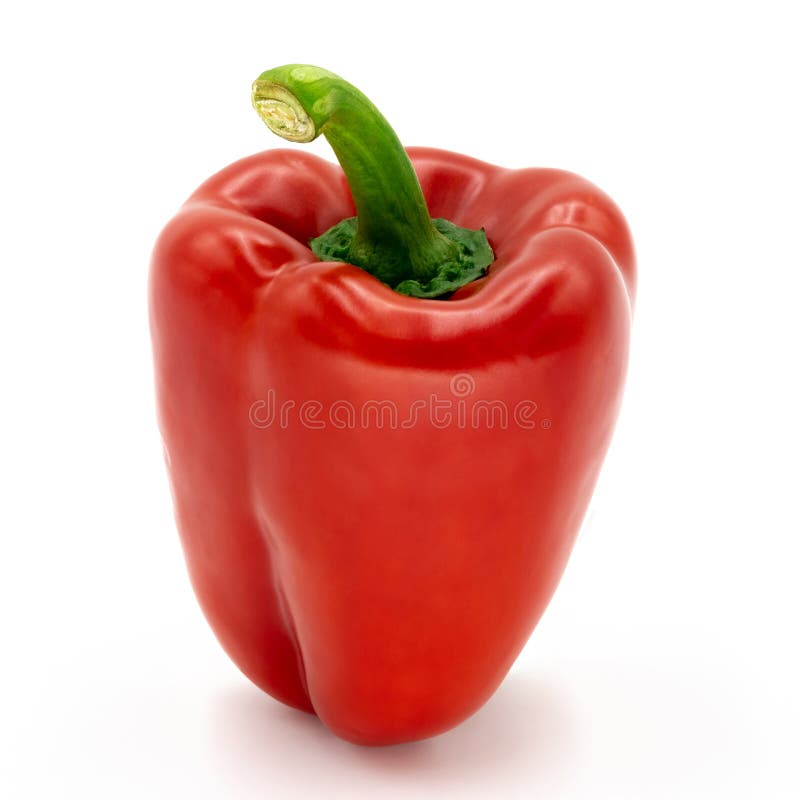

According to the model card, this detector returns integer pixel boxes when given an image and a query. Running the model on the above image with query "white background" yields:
[1,1,798,797]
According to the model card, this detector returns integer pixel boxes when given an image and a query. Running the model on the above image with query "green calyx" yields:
[251,64,494,299]
[311,217,493,298]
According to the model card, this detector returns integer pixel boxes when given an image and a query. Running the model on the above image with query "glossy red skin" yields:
[149,147,635,746]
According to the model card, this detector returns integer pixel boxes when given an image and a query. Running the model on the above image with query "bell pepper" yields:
[149,64,635,746]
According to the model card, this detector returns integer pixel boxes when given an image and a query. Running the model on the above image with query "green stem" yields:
[252,64,493,298]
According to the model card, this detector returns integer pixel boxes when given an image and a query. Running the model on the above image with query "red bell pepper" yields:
[149,65,635,745]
